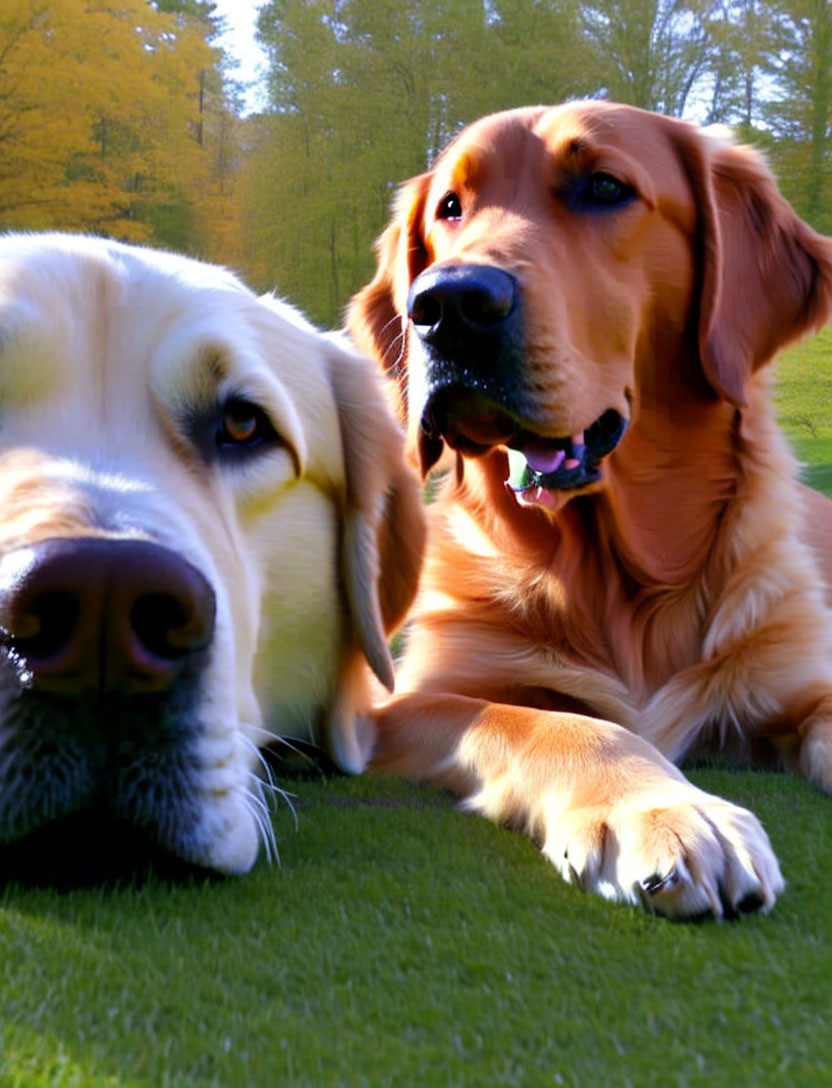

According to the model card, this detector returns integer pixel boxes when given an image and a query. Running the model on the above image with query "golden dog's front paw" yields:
[541,789,785,919]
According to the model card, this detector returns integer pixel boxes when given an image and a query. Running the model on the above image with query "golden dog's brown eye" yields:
[586,173,634,207]
[437,192,463,220]
[217,399,270,448]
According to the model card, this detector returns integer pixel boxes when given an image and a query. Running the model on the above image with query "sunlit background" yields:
[2,1,828,326]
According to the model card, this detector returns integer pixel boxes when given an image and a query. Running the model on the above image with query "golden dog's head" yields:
[350,101,832,511]
[0,233,423,878]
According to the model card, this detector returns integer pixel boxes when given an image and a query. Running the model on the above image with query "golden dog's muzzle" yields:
[408,262,628,492]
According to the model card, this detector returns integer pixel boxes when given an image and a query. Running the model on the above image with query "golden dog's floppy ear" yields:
[676,124,832,406]
[348,173,431,418]
[325,338,425,694]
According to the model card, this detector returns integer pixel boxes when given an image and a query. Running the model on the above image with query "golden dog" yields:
[350,101,832,918]
[0,233,423,876]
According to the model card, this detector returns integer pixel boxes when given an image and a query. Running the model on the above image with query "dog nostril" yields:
[408,264,518,342]
[410,291,442,329]
[12,591,80,662]
[459,282,514,326]
[130,592,211,662]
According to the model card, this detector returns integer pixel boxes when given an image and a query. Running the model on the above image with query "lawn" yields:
[772,326,832,492]
[2,332,832,1088]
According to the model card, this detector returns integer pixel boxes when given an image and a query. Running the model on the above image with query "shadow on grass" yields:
[0,805,224,892]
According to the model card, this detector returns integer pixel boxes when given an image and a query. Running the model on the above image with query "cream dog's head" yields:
[0,233,423,877]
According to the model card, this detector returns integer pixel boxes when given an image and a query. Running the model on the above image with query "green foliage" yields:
[0,0,243,262]
[244,0,602,320]
[580,0,716,115]
[762,0,832,231]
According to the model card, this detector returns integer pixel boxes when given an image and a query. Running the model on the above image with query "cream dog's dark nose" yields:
[0,539,215,694]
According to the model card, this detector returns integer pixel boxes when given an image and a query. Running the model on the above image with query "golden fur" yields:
[0,233,423,873]
[350,101,832,918]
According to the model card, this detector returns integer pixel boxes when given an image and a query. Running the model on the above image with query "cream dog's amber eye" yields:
[218,401,264,446]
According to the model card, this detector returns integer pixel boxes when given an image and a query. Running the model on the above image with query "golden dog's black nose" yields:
[406,264,536,475]
[408,263,517,342]
[0,539,215,694]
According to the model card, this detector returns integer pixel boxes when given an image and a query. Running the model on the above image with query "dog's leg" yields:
[371,693,784,918]
[798,720,832,792]
[789,692,832,793]
[642,638,832,797]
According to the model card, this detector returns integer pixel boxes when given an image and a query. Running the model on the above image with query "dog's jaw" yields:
[191,760,261,873]
[0,651,265,877]
[503,408,629,506]
[414,382,629,507]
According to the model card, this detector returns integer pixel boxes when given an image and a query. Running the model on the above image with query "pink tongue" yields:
[522,429,585,474]
[525,446,566,474]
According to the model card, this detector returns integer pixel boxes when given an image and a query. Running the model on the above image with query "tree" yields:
[580,0,719,116]
[764,0,832,231]
[245,0,600,322]
[695,1,763,125]
[0,0,244,261]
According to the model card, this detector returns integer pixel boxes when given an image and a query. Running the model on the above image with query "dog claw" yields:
[566,858,584,891]
[735,889,765,915]
[632,880,656,915]
[640,868,680,896]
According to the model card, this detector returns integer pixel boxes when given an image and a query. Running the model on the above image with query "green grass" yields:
[2,770,831,1087]
[2,331,832,1088]
[775,325,832,489]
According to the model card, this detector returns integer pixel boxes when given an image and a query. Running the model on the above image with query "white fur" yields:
[0,233,398,871]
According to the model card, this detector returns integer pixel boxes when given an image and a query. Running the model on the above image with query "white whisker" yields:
[386,329,406,373]
[242,780,278,866]
[376,310,404,343]
[240,732,278,792]
[247,727,322,772]
[239,730,301,832]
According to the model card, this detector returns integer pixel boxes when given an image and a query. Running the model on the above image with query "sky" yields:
[211,0,269,114]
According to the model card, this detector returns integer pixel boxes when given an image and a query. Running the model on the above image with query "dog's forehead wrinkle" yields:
[160,344,245,412]
[534,101,660,171]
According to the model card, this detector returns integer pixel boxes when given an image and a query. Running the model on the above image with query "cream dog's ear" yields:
[321,336,425,771]
[326,338,425,689]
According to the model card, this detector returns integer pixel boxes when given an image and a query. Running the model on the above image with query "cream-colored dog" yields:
[0,233,423,874]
